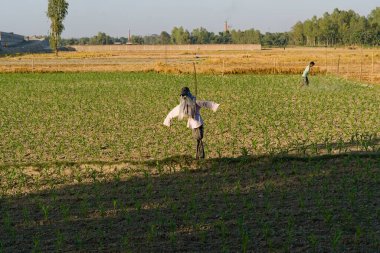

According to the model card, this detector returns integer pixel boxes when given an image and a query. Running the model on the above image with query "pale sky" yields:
[0,0,378,38]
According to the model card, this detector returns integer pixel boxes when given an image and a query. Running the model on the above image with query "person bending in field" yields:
[163,87,219,159]
[301,61,315,87]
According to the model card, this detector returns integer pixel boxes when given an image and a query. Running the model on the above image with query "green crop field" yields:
[0,72,379,252]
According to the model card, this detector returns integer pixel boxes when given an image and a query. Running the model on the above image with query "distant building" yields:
[126,29,133,45]
[224,21,229,33]
[0,32,25,47]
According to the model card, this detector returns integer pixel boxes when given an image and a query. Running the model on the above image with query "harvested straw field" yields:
[0,47,379,84]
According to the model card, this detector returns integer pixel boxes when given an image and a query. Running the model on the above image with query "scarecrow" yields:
[163,87,219,159]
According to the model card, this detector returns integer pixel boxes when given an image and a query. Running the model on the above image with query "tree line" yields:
[291,8,380,46]
[61,29,262,47]
[61,7,379,48]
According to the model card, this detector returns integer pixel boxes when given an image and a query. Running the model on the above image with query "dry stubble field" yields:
[0,47,379,84]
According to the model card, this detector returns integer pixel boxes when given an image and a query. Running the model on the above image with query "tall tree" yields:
[89,32,113,45]
[231,29,261,44]
[171,27,190,44]
[47,0,69,55]
[215,31,232,44]
[160,31,171,45]
[130,35,144,45]
[191,27,212,44]
[143,34,160,45]
[368,7,380,45]
[368,7,380,26]
[291,21,305,45]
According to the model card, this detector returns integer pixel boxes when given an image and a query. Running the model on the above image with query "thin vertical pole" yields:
[360,48,363,82]
[325,47,328,76]
[165,44,168,65]
[276,58,278,73]
[222,58,225,77]
[275,58,278,73]
[193,62,198,97]
[372,51,374,83]
[337,55,340,74]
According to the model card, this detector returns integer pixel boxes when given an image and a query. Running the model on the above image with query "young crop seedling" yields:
[0,73,379,252]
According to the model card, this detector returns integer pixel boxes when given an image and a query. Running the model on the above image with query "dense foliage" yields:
[61,8,380,47]
[47,0,69,54]
[291,8,380,46]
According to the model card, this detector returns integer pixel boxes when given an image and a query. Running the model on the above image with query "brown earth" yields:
[1,153,379,252]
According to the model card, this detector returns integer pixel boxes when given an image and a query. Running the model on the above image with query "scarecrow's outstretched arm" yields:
[196,101,220,112]
[163,105,180,127]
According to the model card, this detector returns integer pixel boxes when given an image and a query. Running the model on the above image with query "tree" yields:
[131,35,144,45]
[349,16,370,45]
[303,16,319,46]
[47,0,69,55]
[214,31,232,44]
[231,29,261,44]
[191,27,212,44]
[143,34,160,45]
[291,22,305,45]
[160,31,171,45]
[277,33,289,49]
[118,37,128,44]
[318,12,336,46]
[78,37,90,45]
[66,38,77,45]
[89,32,113,45]
[51,7,380,48]
[368,7,380,26]
[368,8,380,45]
[261,32,275,46]
[171,27,190,44]
[288,8,380,47]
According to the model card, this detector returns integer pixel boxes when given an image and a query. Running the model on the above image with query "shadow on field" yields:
[1,152,379,252]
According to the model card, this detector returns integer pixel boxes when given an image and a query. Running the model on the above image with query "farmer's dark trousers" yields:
[302,76,309,86]
[192,126,205,159]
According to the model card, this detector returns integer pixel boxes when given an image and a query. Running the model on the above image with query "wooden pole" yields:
[360,48,363,82]
[222,58,225,77]
[337,55,340,74]
[274,58,278,74]
[165,44,168,65]
[193,62,198,97]
[372,51,374,83]
[325,47,328,76]
[276,58,279,73]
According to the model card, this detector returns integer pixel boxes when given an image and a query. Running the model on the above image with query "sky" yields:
[0,0,378,38]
